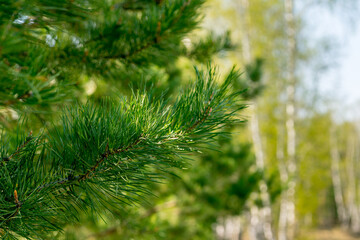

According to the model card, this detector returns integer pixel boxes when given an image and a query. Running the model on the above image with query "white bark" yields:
[355,133,360,233]
[345,135,360,233]
[250,105,265,170]
[277,124,288,240]
[237,0,275,239]
[260,184,275,240]
[248,205,261,240]
[214,216,242,240]
[250,106,275,240]
[283,0,297,239]
[330,126,348,227]
[239,0,251,63]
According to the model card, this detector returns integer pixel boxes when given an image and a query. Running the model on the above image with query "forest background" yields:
[1,0,360,239]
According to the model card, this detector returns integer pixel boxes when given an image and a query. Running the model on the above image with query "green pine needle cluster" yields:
[1,0,205,111]
[0,67,244,239]
[0,0,245,239]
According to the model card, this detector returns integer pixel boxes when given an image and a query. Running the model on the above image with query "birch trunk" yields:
[277,122,288,240]
[355,133,360,234]
[346,135,360,233]
[239,0,251,63]
[237,0,274,239]
[283,0,297,239]
[330,126,348,227]
[250,106,275,240]
[214,216,242,240]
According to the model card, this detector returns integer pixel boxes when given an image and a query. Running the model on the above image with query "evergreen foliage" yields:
[0,0,245,239]
[0,0,207,112]
[124,59,281,240]
[0,69,243,239]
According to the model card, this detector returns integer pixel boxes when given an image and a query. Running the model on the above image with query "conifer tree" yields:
[0,0,245,239]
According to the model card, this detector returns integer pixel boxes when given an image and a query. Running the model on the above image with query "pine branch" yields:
[100,38,157,60]
[0,66,244,239]
[187,92,214,131]
[7,132,33,161]
[98,0,202,61]
[75,134,143,182]
[1,131,33,164]
[120,0,163,11]
[4,190,21,222]
[0,0,244,238]
[0,0,205,116]
[185,32,235,63]
[2,92,33,107]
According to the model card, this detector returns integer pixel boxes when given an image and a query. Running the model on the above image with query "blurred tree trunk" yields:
[250,106,275,240]
[330,125,349,227]
[238,0,275,239]
[279,0,297,239]
[277,118,288,240]
[345,134,360,233]
[214,216,242,240]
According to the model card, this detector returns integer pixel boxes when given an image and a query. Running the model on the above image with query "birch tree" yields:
[237,1,275,239]
[278,1,298,239]
[330,124,349,227]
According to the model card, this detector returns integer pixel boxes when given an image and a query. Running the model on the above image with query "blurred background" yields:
[2,0,360,239]
[66,0,360,239]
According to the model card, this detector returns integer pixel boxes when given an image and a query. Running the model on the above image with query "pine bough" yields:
[0,67,244,239]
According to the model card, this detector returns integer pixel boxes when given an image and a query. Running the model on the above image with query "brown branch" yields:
[171,0,191,26]
[78,142,110,181]
[99,0,192,61]
[78,135,143,181]
[2,131,33,164]
[100,19,162,61]
[100,40,155,60]
[36,134,144,191]
[187,92,214,132]
[5,190,22,222]
[3,91,33,106]
[155,0,164,5]
[118,0,163,11]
